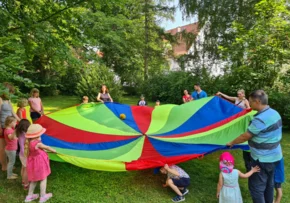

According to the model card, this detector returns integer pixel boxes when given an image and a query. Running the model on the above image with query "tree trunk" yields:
[144,0,149,80]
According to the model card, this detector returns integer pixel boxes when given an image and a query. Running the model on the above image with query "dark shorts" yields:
[172,178,190,188]
[274,183,282,189]
[30,112,41,120]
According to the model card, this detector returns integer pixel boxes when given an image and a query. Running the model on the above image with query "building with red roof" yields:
[166,22,199,56]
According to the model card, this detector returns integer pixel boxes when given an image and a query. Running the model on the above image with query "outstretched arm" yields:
[217,92,237,102]
[37,143,56,153]
[238,166,260,178]
[163,177,169,187]
[216,172,223,198]
[226,131,252,147]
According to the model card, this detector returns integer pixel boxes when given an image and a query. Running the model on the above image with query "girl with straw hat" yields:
[24,124,56,203]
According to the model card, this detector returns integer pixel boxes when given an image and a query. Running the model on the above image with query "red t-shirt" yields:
[183,95,192,103]
[4,128,18,151]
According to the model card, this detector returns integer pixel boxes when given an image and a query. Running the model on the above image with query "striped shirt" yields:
[247,106,282,163]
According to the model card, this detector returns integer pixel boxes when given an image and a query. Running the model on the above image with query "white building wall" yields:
[168,24,226,76]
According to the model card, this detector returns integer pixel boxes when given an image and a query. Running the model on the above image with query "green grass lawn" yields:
[1,95,289,203]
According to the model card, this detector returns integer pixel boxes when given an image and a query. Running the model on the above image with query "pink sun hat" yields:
[25,124,46,139]
[219,152,235,173]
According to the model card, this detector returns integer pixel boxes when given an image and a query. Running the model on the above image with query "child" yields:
[17,98,28,120]
[216,152,260,203]
[24,124,56,203]
[182,90,193,103]
[82,96,89,104]
[274,158,285,203]
[155,100,160,106]
[15,119,31,189]
[28,88,44,123]
[160,164,190,202]
[4,116,18,179]
[137,95,147,106]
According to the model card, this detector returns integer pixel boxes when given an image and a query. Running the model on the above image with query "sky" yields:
[159,0,198,31]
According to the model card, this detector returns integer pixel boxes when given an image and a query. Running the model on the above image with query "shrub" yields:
[75,64,123,103]
[140,69,223,104]
[59,68,81,96]
[268,91,290,129]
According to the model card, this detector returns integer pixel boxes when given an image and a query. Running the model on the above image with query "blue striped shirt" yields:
[247,106,282,163]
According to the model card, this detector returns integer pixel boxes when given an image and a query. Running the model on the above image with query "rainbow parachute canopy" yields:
[38,96,254,171]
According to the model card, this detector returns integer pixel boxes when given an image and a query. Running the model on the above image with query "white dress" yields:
[219,169,243,203]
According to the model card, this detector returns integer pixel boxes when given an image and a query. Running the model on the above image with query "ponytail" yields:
[24,139,30,157]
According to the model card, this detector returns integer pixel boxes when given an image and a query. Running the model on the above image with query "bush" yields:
[75,64,123,103]
[268,91,290,129]
[59,68,81,96]
[140,69,223,104]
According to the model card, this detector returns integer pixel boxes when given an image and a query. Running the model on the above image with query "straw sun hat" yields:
[25,124,46,139]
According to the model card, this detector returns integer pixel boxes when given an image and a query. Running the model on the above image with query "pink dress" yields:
[27,140,51,182]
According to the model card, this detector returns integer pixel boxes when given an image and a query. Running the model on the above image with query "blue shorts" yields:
[274,158,285,186]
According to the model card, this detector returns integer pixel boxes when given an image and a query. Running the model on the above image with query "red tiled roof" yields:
[96,50,104,58]
[166,22,199,56]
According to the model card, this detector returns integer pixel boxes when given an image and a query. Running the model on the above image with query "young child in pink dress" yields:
[15,119,31,189]
[24,124,56,203]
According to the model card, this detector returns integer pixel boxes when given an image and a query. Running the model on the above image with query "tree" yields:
[0,0,174,95]
[178,0,261,71]
[219,0,290,90]
[85,0,174,83]
[0,0,91,93]
[76,63,123,102]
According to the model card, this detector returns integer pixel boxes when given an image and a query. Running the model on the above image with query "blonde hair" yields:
[24,139,31,157]
[237,89,245,95]
[4,116,17,128]
[17,98,28,108]
[30,88,40,97]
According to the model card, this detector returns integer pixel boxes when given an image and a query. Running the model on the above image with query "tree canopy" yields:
[0,0,173,95]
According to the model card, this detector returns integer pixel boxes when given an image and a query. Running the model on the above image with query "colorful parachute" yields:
[37,96,254,171]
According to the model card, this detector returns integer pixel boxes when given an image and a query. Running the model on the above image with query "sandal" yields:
[25,194,39,202]
[39,193,52,203]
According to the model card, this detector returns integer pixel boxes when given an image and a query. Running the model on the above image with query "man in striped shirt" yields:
[227,90,282,203]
